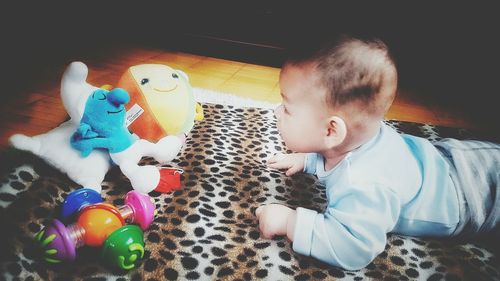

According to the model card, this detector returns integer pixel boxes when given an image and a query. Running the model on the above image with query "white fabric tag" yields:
[125,104,144,127]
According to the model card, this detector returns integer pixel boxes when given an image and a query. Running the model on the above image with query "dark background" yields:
[1,2,498,128]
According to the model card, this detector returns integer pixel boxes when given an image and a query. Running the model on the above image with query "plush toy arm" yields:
[71,137,116,157]
[71,138,94,157]
[74,123,98,139]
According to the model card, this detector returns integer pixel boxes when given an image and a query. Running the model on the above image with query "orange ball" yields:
[77,203,125,247]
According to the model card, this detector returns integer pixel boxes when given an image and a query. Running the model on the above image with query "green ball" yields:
[102,225,145,270]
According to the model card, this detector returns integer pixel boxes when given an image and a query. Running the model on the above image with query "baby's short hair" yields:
[285,36,398,117]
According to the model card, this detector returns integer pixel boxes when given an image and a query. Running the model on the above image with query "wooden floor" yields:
[0,44,488,150]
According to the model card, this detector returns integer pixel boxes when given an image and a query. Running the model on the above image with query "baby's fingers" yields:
[267,161,291,170]
[255,206,263,218]
[266,154,280,164]
[260,227,274,239]
[258,219,275,239]
[285,165,302,176]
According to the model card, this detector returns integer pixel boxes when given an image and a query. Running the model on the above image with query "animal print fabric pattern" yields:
[0,103,498,281]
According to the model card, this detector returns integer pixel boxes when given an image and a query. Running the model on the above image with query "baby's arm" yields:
[267,153,306,176]
[292,186,401,270]
[256,185,401,270]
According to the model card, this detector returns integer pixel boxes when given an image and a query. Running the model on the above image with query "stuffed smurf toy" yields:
[70,86,184,194]
[9,61,184,194]
[10,62,110,193]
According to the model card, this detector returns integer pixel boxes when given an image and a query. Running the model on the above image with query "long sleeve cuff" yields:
[292,207,318,256]
[303,153,318,174]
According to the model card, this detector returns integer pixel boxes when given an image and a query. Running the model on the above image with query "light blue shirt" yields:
[293,122,460,270]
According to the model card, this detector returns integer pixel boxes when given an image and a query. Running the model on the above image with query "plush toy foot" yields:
[154,168,182,193]
[126,165,161,194]
[9,134,41,154]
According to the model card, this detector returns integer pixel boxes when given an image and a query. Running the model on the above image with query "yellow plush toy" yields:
[117,64,204,142]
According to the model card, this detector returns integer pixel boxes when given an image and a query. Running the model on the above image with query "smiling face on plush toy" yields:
[118,64,199,141]
[129,64,194,133]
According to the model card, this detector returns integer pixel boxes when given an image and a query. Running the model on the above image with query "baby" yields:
[255,36,500,270]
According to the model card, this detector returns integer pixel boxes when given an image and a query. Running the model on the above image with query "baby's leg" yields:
[435,139,500,236]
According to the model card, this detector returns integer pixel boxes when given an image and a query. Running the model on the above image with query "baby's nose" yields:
[107,88,130,106]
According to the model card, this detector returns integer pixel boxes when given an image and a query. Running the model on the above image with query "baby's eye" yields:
[172,73,179,79]
[141,78,149,85]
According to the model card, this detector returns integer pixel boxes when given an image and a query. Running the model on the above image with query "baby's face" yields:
[275,63,331,153]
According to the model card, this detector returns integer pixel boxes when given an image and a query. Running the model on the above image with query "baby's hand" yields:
[255,204,297,241]
[266,153,306,176]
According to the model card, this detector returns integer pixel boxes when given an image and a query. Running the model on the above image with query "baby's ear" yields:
[324,116,347,148]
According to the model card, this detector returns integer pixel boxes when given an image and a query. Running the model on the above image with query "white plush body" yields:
[10,121,111,193]
[10,62,109,193]
[10,61,183,194]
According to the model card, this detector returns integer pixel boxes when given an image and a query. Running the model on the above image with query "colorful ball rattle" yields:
[35,188,156,270]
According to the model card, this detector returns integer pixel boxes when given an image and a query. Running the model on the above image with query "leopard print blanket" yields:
[1,104,498,281]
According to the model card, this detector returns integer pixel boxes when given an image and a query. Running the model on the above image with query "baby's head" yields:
[276,36,397,153]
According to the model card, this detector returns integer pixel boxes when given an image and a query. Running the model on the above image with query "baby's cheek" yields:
[275,119,282,133]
